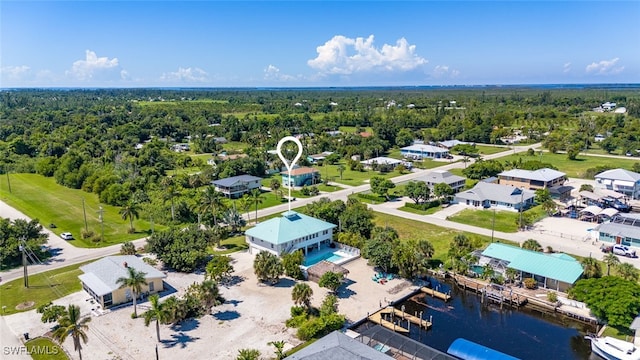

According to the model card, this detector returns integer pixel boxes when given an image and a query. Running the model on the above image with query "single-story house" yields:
[595,169,640,200]
[596,213,640,248]
[498,168,566,190]
[548,185,573,201]
[478,243,583,292]
[281,167,321,187]
[79,255,166,309]
[360,157,410,170]
[245,211,336,256]
[416,170,466,193]
[307,151,334,164]
[400,144,450,159]
[211,174,262,198]
[437,139,470,149]
[454,182,535,211]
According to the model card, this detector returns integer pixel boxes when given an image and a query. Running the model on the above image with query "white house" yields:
[454,182,535,211]
[400,144,450,159]
[595,169,640,200]
[245,211,337,256]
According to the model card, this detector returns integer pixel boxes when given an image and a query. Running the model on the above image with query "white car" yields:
[60,232,74,240]
[613,244,636,258]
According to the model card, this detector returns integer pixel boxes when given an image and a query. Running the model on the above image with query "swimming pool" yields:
[303,251,346,267]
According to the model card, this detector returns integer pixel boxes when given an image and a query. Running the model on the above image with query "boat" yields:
[585,335,640,360]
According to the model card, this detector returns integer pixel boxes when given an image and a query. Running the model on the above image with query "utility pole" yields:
[20,240,28,288]
[491,208,496,242]
[5,170,11,194]
[82,198,88,232]
[98,206,104,241]
[519,188,525,230]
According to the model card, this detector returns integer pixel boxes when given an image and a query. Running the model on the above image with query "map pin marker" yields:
[276,136,304,212]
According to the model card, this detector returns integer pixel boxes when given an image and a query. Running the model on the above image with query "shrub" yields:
[523,278,537,289]
[404,200,442,211]
[120,241,137,255]
[285,314,308,328]
[81,229,95,239]
[296,317,324,340]
[547,291,558,303]
[290,306,306,317]
[142,257,158,266]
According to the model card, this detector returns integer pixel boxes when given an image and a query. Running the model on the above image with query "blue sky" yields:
[2,1,639,87]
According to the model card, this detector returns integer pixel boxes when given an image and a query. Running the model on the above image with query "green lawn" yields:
[339,126,373,134]
[601,325,634,341]
[475,144,509,155]
[212,235,248,255]
[397,204,443,216]
[497,152,639,178]
[0,261,90,315]
[372,212,516,263]
[25,337,69,360]
[221,141,249,152]
[0,174,156,247]
[316,162,399,187]
[448,206,548,233]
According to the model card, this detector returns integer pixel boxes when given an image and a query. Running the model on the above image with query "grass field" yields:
[397,204,443,216]
[475,144,509,155]
[448,206,547,233]
[0,174,156,247]
[24,337,69,360]
[0,261,90,315]
[339,126,374,134]
[316,162,400,187]
[497,152,639,178]
[372,212,516,263]
[213,235,249,255]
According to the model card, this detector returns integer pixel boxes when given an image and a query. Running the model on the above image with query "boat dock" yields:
[367,307,432,333]
[421,287,452,302]
[453,275,526,307]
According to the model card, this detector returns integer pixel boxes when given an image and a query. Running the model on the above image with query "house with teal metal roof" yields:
[480,243,583,292]
[245,211,336,256]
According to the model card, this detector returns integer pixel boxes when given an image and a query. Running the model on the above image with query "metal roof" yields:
[481,243,583,284]
[597,223,640,240]
[580,205,603,215]
[79,255,166,296]
[400,144,449,153]
[212,174,262,187]
[596,169,640,182]
[245,211,336,245]
[360,157,402,165]
[498,168,566,182]
[416,170,465,186]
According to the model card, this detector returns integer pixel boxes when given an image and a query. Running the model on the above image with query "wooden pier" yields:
[453,274,486,293]
[421,287,452,302]
[367,307,432,333]
[453,275,526,307]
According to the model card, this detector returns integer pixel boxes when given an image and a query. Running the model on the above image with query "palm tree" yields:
[160,177,178,221]
[236,349,261,360]
[222,207,246,234]
[617,263,639,281]
[238,195,252,223]
[270,178,281,199]
[521,239,542,252]
[580,256,602,279]
[505,268,519,283]
[603,253,620,276]
[200,185,225,226]
[143,294,168,342]
[291,283,313,310]
[116,266,148,317]
[198,279,224,311]
[119,199,140,233]
[52,304,91,360]
[249,188,264,224]
[337,164,345,180]
[268,340,286,360]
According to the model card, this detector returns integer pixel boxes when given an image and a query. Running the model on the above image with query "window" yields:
[103,293,113,307]
[149,281,154,292]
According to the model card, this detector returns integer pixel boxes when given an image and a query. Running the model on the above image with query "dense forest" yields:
[1,86,639,227]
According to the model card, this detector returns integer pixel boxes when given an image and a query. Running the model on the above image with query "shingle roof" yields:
[281,167,319,176]
[79,255,166,296]
[286,331,393,360]
[595,168,640,182]
[438,140,469,148]
[212,174,262,187]
[455,182,535,204]
[481,243,583,284]
[417,170,465,185]
[498,168,566,182]
[245,211,336,245]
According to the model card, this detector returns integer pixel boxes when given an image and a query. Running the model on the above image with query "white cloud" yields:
[160,67,208,82]
[585,58,624,75]
[67,50,120,81]
[563,62,572,73]
[432,65,460,78]
[263,65,297,81]
[307,35,427,75]
[0,65,31,81]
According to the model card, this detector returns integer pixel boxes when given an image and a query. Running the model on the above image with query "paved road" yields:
[1,143,539,283]
[0,201,147,283]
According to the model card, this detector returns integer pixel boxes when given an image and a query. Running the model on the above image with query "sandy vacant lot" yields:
[3,251,415,360]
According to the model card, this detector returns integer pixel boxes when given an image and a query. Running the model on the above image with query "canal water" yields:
[355,278,598,360]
